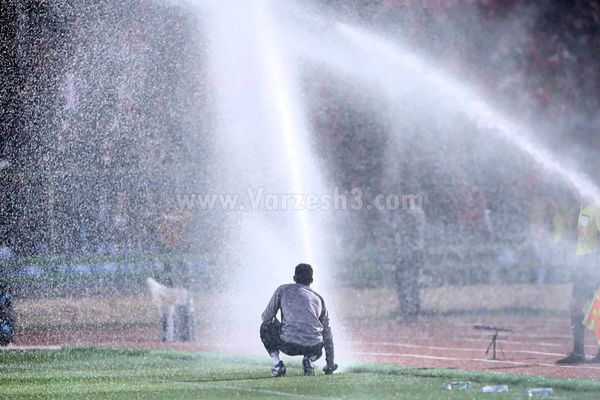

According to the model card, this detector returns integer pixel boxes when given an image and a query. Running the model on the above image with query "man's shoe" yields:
[588,351,600,364]
[302,356,315,376]
[556,352,586,364]
[271,361,286,377]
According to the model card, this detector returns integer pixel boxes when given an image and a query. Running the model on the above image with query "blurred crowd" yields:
[325,0,600,148]
[1,0,599,285]
[0,1,206,260]
[315,0,599,282]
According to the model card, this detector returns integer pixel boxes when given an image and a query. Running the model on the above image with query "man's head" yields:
[293,263,313,286]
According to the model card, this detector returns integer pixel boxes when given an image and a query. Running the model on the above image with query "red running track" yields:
[12,315,600,380]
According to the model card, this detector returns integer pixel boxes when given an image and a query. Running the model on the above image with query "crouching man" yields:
[260,263,337,377]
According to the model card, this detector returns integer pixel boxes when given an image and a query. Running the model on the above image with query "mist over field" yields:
[1,0,600,386]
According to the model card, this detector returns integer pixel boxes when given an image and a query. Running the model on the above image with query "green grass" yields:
[0,348,599,399]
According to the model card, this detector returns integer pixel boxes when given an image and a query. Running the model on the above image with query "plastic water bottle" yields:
[443,381,471,390]
[480,385,509,393]
[524,388,553,397]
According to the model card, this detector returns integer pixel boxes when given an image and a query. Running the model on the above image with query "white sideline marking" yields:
[0,345,62,351]
[355,336,599,351]
[459,337,567,348]
[380,336,583,349]
[201,384,342,399]
[195,340,595,360]
[351,351,600,371]
[435,324,573,340]
[501,333,572,340]
[349,341,564,357]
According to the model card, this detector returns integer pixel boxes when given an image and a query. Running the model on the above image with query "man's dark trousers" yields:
[260,319,323,359]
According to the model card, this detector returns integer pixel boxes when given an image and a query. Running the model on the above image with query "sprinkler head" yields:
[323,364,338,375]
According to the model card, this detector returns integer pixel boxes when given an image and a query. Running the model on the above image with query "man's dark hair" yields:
[293,263,313,285]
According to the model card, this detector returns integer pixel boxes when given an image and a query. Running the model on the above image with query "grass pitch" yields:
[1,348,599,399]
